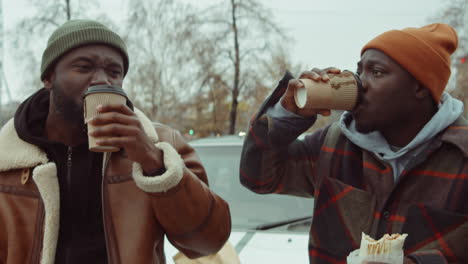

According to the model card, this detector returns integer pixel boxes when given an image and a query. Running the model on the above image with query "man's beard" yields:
[354,122,373,134]
[51,84,86,131]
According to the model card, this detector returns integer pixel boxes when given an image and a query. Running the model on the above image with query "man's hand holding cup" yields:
[84,85,164,175]
[281,67,360,117]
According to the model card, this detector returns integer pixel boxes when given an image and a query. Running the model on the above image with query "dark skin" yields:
[43,44,164,175]
[282,49,437,148]
[353,49,437,147]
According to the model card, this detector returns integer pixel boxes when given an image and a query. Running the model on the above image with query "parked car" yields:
[164,135,314,263]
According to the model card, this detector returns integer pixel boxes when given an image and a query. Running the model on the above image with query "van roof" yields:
[189,135,244,147]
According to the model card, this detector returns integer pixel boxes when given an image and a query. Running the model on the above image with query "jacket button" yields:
[383,211,390,219]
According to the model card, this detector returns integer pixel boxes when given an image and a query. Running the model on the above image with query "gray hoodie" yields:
[339,92,464,182]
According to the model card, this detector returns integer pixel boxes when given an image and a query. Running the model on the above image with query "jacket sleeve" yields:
[132,126,231,259]
[239,71,330,198]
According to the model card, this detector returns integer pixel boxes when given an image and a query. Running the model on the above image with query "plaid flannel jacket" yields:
[240,72,468,264]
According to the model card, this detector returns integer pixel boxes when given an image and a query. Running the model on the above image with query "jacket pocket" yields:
[402,204,468,263]
[310,177,376,257]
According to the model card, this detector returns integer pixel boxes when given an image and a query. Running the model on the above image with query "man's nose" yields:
[359,73,369,93]
[89,68,111,86]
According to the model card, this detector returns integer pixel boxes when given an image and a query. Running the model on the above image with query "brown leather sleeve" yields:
[151,124,231,258]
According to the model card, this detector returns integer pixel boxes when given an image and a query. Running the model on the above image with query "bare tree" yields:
[429,0,468,116]
[183,29,233,136]
[100,0,291,137]
[190,0,287,134]
[428,0,467,57]
[239,45,301,128]
[123,0,198,131]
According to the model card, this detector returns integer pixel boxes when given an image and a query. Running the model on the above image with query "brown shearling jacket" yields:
[0,109,231,264]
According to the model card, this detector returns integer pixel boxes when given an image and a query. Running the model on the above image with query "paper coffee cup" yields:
[84,85,127,152]
[294,71,360,114]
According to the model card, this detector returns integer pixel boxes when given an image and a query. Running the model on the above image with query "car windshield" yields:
[191,137,314,233]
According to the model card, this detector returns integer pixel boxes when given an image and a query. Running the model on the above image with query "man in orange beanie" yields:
[240,23,467,263]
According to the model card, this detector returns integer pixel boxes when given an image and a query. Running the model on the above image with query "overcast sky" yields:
[2,0,446,103]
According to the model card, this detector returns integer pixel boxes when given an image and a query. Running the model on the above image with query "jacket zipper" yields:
[67,148,117,262]
[67,146,73,195]
[101,152,117,263]
[66,146,73,263]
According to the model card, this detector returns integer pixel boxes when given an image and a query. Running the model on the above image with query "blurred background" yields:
[0,0,467,138]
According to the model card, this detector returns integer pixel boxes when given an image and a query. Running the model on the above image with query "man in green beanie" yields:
[0,19,231,264]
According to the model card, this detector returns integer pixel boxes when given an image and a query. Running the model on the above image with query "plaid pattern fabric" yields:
[240,73,468,264]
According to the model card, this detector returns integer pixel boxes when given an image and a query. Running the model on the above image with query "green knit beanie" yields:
[40,19,129,80]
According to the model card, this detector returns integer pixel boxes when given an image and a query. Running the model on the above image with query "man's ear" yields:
[415,83,431,100]
[42,72,55,89]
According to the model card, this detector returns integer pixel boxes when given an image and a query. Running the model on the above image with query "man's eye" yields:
[372,70,383,76]
[110,69,122,77]
[76,64,92,71]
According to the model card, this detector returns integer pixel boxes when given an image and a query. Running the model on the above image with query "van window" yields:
[193,144,314,232]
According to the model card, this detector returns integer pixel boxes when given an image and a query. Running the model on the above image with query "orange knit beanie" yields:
[361,23,458,102]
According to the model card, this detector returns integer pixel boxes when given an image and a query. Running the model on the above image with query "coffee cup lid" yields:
[84,85,127,97]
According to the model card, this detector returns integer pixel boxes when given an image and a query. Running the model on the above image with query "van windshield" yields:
[192,143,314,233]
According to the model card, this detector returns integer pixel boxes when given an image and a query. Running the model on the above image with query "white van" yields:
[164,135,314,264]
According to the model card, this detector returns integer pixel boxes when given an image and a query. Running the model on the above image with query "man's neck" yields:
[45,112,87,147]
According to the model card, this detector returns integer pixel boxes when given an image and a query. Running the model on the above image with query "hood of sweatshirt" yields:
[339,92,464,181]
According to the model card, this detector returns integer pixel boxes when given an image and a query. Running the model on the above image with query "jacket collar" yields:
[0,108,158,172]
[440,116,468,157]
